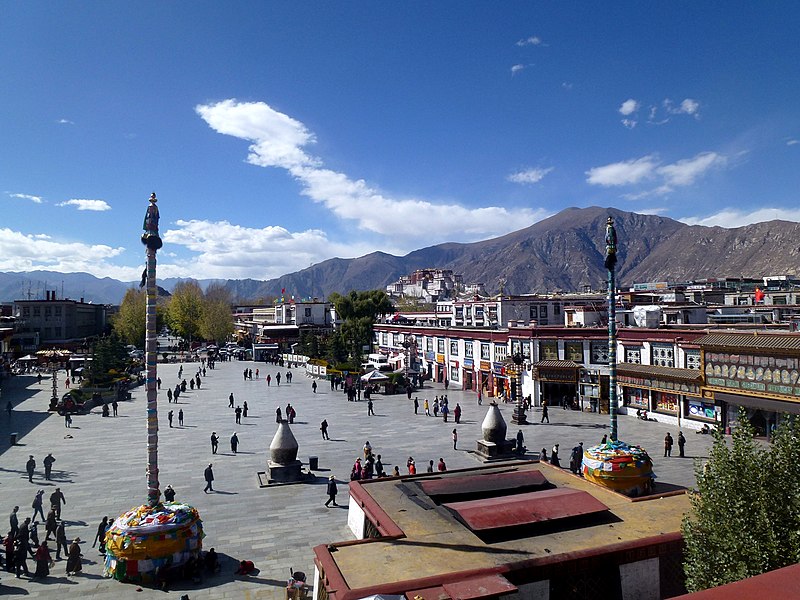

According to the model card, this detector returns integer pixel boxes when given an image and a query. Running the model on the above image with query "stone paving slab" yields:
[0,357,714,598]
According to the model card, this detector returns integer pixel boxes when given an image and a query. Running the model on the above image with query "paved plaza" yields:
[0,358,715,599]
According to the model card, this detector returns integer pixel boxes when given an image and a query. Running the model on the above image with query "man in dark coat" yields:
[325,476,338,507]
[664,433,674,457]
[26,455,36,482]
[43,453,56,481]
[204,464,214,493]
[49,488,66,520]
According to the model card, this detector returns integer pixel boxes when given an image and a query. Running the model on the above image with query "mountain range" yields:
[2,206,799,305]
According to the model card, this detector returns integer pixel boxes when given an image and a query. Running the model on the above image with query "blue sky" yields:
[2,2,799,281]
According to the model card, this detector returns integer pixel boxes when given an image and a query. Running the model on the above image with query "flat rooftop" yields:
[316,461,689,597]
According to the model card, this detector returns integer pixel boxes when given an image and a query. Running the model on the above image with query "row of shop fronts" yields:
[376,325,800,434]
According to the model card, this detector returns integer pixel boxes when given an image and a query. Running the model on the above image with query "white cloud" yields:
[0,227,133,277]
[9,193,43,204]
[656,152,725,186]
[57,199,112,211]
[680,207,800,228]
[585,155,659,186]
[561,82,573,90]
[516,36,543,47]
[619,99,639,116]
[507,167,554,185]
[588,151,725,193]
[788,139,799,146]
[56,118,74,125]
[621,118,637,129]
[679,98,700,115]
[196,99,547,245]
[163,219,376,280]
[511,64,526,75]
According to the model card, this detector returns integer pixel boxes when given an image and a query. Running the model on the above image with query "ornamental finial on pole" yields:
[141,192,162,250]
[604,216,617,270]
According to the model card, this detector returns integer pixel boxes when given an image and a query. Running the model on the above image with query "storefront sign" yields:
[463,359,474,368]
[536,368,577,383]
[426,352,435,361]
[480,361,492,371]
[436,354,445,364]
[618,374,700,396]
[493,364,506,376]
[450,360,459,368]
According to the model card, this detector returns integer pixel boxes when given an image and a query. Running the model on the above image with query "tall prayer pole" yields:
[142,192,163,506]
[604,216,618,441]
[104,193,203,582]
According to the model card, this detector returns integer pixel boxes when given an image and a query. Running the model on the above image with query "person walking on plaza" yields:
[228,392,234,408]
[49,488,66,520]
[541,400,550,423]
[325,475,338,507]
[320,419,329,440]
[167,388,173,403]
[178,409,184,427]
[66,537,82,575]
[55,521,68,560]
[32,540,52,578]
[43,453,56,481]
[168,410,174,428]
[274,406,281,423]
[454,403,461,424]
[230,432,239,453]
[276,372,281,386]
[452,428,458,450]
[424,398,430,416]
[92,516,108,554]
[210,431,219,454]
[413,397,419,414]
[312,380,317,393]
[550,444,561,467]
[163,485,176,502]
[570,442,584,474]
[368,399,374,416]
[204,464,215,493]
[243,401,249,418]
[32,490,46,522]
[664,432,674,457]
[112,399,118,416]
[678,431,686,457]
[10,505,20,539]
[26,455,36,483]
[64,413,72,427]
[45,509,58,541]
[266,374,271,386]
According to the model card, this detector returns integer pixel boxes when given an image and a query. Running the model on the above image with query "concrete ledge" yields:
[257,470,317,487]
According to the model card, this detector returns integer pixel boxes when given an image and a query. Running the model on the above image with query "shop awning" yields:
[531,360,582,369]
[695,332,800,352]
[617,362,702,383]
[714,391,800,415]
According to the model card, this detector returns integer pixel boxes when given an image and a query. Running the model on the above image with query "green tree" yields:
[88,335,129,385]
[199,283,234,344]
[682,410,800,592]
[112,288,166,346]
[113,288,147,346]
[329,290,393,361]
[167,281,204,343]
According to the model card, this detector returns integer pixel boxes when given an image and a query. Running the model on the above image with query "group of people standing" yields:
[4,488,83,579]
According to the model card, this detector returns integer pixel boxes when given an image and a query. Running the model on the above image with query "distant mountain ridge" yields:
[2,206,799,304]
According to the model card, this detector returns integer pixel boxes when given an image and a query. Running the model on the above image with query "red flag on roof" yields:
[754,287,765,303]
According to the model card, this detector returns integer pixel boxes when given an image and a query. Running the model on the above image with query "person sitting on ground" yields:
[204,547,221,574]
[235,559,256,575]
